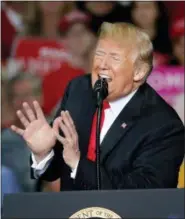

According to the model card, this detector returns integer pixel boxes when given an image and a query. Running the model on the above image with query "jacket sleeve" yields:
[74,120,185,189]
[30,81,72,182]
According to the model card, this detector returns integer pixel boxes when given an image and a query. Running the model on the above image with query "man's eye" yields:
[112,56,120,61]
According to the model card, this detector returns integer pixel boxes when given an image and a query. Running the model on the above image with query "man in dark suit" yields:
[11,22,184,190]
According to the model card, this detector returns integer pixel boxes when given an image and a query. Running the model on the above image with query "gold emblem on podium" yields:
[69,207,122,218]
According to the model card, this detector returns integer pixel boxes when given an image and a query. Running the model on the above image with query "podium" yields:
[2,189,184,219]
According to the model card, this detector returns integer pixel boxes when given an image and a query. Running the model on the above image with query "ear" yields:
[133,63,149,82]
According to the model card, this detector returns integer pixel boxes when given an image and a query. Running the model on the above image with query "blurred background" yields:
[1,1,184,201]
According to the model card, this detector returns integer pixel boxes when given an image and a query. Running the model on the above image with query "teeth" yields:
[99,74,112,82]
[99,74,110,79]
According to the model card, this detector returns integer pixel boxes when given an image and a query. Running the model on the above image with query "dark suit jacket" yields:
[33,74,184,190]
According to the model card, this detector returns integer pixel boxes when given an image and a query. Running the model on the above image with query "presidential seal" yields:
[69,207,122,218]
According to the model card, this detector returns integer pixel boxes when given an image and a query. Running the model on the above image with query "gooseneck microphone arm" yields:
[93,78,108,190]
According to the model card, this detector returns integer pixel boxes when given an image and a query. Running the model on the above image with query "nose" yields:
[99,55,109,70]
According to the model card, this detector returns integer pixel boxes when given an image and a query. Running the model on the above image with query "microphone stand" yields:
[94,78,108,190]
[96,96,103,190]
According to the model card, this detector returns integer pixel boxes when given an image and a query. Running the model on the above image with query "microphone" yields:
[93,78,108,190]
[93,78,108,107]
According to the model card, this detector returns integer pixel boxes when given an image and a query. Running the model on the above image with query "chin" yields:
[107,90,124,101]
[106,92,116,102]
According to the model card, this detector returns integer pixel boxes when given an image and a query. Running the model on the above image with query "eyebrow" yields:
[95,50,106,54]
[95,50,121,56]
[110,52,121,56]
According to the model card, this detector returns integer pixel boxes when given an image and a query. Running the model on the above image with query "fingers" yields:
[65,111,75,128]
[52,117,61,135]
[33,101,45,121]
[53,111,78,152]
[53,127,66,145]
[52,117,70,147]
[61,111,78,141]
[16,110,30,128]
[61,111,79,151]
[53,111,78,149]
[65,111,78,142]
[11,125,24,136]
[23,102,36,122]
[59,119,71,139]
[61,111,74,137]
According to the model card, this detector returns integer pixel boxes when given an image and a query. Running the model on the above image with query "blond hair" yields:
[98,22,153,78]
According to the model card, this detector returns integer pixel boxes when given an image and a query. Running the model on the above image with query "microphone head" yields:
[93,78,108,101]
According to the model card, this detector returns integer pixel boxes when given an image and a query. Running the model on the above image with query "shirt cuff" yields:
[70,160,80,179]
[31,150,54,178]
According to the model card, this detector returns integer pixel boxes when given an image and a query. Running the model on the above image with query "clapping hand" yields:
[11,101,80,169]
[11,101,57,162]
[54,111,80,170]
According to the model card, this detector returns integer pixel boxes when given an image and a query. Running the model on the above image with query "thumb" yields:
[52,117,61,135]
[52,117,65,143]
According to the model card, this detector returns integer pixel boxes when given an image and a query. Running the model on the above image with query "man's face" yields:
[91,38,137,101]
[12,80,43,111]
[132,2,158,29]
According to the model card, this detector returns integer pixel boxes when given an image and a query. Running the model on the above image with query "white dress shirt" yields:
[31,89,137,178]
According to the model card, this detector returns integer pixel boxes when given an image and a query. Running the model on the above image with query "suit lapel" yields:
[77,77,96,157]
[100,83,147,163]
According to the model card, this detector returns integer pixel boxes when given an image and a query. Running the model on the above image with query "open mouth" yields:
[98,74,112,82]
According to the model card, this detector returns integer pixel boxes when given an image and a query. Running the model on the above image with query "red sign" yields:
[10,37,85,115]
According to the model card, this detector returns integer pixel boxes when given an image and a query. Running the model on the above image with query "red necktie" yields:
[87,101,110,162]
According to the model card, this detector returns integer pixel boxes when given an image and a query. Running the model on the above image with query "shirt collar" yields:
[108,89,138,117]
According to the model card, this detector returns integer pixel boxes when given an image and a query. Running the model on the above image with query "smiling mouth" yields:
[98,74,112,82]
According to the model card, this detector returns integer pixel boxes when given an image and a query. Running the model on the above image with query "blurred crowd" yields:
[1,1,184,200]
